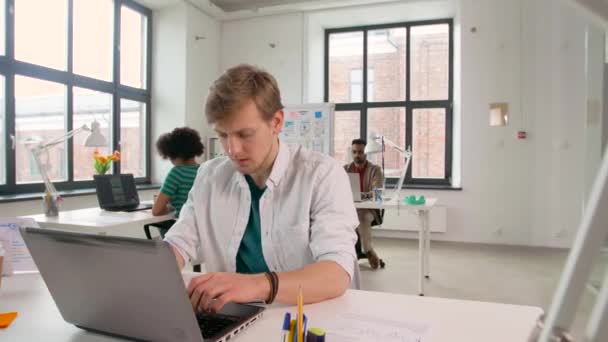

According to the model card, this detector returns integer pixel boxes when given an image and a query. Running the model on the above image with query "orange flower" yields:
[98,156,108,164]
[112,150,121,161]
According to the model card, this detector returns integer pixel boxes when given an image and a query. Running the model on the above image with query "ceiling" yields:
[135,0,323,11]
[209,0,323,12]
[135,0,416,19]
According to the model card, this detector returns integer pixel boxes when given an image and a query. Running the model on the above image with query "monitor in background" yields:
[94,174,151,212]
[348,172,363,202]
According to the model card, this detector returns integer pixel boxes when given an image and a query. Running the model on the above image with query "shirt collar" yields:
[266,139,289,188]
[234,139,289,191]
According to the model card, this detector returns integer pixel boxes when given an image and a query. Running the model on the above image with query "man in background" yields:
[344,139,384,269]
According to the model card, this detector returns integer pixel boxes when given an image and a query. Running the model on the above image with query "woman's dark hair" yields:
[156,127,205,160]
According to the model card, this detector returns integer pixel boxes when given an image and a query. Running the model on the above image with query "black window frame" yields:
[325,19,454,187]
[0,0,152,196]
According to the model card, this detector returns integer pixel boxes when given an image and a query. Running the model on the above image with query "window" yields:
[73,0,114,81]
[326,20,453,186]
[0,0,152,196]
[15,0,67,70]
[73,87,113,181]
[120,98,146,177]
[334,110,360,163]
[15,76,67,184]
[350,69,374,102]
[120,5,148,89]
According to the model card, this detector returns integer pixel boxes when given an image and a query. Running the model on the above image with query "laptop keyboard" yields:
[196,313,238,339]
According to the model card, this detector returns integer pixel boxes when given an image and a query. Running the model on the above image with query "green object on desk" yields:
[404,195,426,205]
[306,327,326,342]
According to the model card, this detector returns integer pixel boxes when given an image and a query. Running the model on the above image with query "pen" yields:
[297,286,303,342]
[281,312,291,342]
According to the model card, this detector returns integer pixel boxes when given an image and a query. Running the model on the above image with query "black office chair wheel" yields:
[379,259,386,268]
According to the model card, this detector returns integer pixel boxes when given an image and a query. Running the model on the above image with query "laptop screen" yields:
[94,174,140,209]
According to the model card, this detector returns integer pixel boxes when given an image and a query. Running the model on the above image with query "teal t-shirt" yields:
[236,175,270,274]
[160,164,199,217]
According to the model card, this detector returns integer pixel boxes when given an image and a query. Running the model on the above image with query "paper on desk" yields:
[325,313,429,342]
[0,218,39,275]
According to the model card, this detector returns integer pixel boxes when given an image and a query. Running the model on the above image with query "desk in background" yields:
[21,204,174,238]
[355,198,437,296]
[0,273,542,342]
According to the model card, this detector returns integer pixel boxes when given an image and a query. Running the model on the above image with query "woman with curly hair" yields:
[151,127,205,237]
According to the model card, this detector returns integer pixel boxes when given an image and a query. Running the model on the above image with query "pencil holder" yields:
[43,192,60,217]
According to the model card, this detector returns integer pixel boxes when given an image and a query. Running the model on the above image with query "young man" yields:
[344,139,384,269]
[164,64,358,313]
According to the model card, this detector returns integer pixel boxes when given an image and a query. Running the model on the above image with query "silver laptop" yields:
[20,228,264,342]
[348,172,363,202]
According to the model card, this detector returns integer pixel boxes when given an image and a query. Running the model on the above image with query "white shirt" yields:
[164,141,359,280]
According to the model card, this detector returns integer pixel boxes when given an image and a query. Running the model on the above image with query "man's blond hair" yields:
[205,64,284,123]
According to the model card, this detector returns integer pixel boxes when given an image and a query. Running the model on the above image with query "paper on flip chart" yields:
[325,313,429,342]
[0,218,39,275]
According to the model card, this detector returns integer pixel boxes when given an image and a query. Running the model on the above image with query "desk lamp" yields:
[24,121,107,216]
[365,131,412,200]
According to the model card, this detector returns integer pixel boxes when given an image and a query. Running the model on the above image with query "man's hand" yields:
[187,273,270,313]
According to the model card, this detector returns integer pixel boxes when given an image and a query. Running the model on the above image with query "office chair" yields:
[355,209,386,269]
[143,220,202,273]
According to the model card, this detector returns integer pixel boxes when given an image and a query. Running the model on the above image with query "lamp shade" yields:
[365,132,383,155]
[84,120,108,147]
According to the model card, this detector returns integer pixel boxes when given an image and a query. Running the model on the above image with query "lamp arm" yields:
[38,125,89,150]
[380,136,411,157]
[28,125,89,197]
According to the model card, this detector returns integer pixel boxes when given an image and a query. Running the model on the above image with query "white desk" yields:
[355,198,437,296]
[21,205,174,238]
[0,273,542,342]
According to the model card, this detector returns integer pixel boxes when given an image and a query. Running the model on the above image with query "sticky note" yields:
[315,111,322,119]
[0,312,18,328]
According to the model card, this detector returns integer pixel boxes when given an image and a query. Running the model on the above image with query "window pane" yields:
[329,32,363,103]
[410,24,449,101]
[367,28,406,102]
[73,88,113,181]
[412,108,445,179]
[15,0,67,70]
[0,76,4,184]
[120,99,145,177]
[15,76,67,184]
[366,107,406,178]
[121,6,147,89]
[74,0,113,81]
[333,110,360,163]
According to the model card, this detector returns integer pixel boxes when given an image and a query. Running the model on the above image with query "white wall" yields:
[186,7,221,140]
[152,4,187,183]
[221,13,305,105]
[151,2,220,183]
[217,0,604,248]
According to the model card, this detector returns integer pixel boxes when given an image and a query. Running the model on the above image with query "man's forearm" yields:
[273,261,350,304]
[171,245,186,270]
